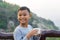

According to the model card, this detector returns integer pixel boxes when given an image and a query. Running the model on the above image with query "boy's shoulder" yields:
[28,24,32,27]
[14,25,20,32]
[28,24,33,29]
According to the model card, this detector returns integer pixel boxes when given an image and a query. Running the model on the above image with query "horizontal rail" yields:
[0,32,13,39]
[0,30,60,40]
[40,30,60,40]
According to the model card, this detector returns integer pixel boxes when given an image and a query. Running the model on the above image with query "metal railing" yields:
[0,30,60,40]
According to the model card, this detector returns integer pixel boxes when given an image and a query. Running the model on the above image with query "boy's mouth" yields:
[21,19,25,21]
[20,19,26,22]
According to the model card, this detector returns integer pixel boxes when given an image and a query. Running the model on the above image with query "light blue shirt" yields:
[13,25,34,40]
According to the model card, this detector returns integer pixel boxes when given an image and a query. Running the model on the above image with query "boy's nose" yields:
[21,15,24,18]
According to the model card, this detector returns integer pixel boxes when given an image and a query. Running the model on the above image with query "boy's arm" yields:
[13,30,29,40]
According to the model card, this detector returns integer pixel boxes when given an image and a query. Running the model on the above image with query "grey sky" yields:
[4,0,60,27]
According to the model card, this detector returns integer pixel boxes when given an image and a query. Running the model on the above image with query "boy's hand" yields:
[26,29,38,39]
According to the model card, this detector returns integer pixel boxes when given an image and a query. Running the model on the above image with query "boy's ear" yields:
[29,13,32,19]
[17,17,19,21]
[17,14,20,21]
[29,13,32,17]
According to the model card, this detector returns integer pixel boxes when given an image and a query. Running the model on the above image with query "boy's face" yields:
[18,10,30,24]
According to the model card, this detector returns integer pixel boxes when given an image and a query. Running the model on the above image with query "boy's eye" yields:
[23,14,26,16]
[19,14,27,16]
[19,15,21,16]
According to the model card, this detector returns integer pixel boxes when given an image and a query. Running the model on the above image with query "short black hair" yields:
[18,6,30,13]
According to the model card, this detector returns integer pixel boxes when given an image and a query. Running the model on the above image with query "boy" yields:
[13,6,39,40]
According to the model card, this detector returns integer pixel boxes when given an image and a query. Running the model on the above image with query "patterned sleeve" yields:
[13,29,28,40]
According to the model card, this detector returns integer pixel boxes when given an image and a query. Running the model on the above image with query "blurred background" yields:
[0,0,60,40]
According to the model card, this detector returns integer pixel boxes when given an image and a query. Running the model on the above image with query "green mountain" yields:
[29,13,58,30]
[0,0,58,32]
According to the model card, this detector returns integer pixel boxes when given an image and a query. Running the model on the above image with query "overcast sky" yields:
[4,0,60,27]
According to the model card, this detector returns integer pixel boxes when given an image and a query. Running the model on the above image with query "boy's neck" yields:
[20,23,28,28]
